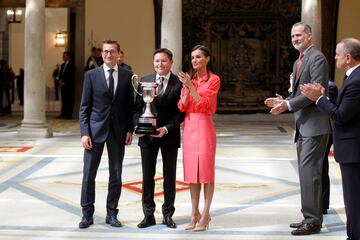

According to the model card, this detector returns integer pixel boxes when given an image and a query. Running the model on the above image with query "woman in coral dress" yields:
[178,45,220,231]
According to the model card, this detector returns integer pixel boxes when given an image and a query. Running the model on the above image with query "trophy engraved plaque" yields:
[132,74,159,135]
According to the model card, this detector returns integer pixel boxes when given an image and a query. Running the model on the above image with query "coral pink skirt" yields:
[182,112,216,183]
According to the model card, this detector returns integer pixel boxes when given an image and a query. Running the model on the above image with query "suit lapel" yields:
[337,66,360,104]
[97,65,113,99]
[157,73,176,104]
[114,66,122,101]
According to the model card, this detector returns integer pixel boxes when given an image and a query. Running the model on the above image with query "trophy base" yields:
[135,127,158,135]
[135,117,158,135]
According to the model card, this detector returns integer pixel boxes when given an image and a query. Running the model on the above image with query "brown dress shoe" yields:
[291,223,321,235]
[290,221,304,228]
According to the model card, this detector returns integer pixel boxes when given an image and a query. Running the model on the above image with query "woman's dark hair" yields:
[189,45,215,78]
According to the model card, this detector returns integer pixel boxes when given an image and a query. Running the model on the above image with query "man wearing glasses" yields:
[79,40,134,229]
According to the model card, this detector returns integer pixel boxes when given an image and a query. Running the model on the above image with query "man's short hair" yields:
[292,22,312,34]
[340,38,360,61]
[63,51,72,58]
[153,48,173,60]
[103,40,120,52]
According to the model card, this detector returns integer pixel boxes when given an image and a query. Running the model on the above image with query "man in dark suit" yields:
[265,22,330,235]
[58,51,75,119]
[322,79,338,215]
[134,48,184,229]
[301,38,360,240]
[118,50,132,71]
[78,40,134,229]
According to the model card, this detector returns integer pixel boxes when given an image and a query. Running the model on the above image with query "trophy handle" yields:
[131,74,142,96]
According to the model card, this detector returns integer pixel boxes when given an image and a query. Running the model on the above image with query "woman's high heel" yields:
[185,214,201,230]
[193,217,211,232]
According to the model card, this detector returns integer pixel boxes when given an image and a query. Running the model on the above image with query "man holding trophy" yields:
[133,48,184,229]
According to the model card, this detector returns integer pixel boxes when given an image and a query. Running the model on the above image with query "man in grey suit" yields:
[79,40,134,229]
[265,22,330,235]
[301,38,360,240]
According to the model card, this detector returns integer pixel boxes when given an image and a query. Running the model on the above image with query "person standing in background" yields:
[321,79,338,215]
[118,50,132,71]
[58,51,75,119]
[15,68,24,106]
[52,64,60,101]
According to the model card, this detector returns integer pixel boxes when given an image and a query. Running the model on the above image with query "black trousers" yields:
[140,144,178,218]
[322,135,333,211]
[340,163,360,240]
[80,131,125,218]
[60,86,74,118]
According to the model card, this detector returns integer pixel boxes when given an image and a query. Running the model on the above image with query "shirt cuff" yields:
[315,95,326,104]
[163,126,168,134]
[285,100,292,111]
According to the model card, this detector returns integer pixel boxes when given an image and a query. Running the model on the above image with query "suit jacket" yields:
[79,64,134,143]
[328,81,338,103]
[134,72,184,148]
[317,66,360,164]
[286,46,331,138]
[60,60,75,89]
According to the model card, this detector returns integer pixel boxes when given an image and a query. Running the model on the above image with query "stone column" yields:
[18,0,52,138]
[161,0,182,74]
[302,0,322,49]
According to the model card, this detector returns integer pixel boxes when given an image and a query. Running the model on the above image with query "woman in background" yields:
[178,45,220,231]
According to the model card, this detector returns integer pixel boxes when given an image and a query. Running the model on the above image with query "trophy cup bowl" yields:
[132,74,158,135]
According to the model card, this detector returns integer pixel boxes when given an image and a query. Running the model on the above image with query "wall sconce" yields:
[7,9,23,23]
[55,31,67,47]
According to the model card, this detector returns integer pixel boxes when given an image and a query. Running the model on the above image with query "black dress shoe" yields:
[105,215,122,227]
[290,221,304,228]
[79,216,94,229]
[137,216,156,228]
[291,223,321,235]
[162,216,177,228]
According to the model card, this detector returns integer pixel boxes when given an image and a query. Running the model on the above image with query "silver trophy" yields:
[132,74,158,134]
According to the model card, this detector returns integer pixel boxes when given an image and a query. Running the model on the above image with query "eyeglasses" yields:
[103,50,118,55]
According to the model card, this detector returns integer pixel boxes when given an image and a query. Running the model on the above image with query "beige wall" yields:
[85,0,155,76]
[335,0,360,85]
[9,8,67,100]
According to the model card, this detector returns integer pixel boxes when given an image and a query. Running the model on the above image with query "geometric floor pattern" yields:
[0,114,346,240]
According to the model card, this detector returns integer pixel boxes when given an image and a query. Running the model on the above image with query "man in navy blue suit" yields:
[78,40,134,229]
[301,38,360,240]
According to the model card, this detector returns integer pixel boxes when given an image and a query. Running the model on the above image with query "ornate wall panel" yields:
[183,0,301,112]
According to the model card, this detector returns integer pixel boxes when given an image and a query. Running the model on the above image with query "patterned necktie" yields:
[295,54,304,78]
[157,76,165,95]
[108,69,114,96]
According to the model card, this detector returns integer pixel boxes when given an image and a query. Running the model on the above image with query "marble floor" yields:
[0,114,347,240]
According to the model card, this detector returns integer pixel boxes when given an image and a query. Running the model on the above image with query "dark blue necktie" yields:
[108,69,114,96]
